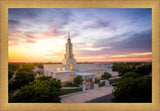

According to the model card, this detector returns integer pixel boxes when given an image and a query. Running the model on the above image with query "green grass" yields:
[60,89,82,96]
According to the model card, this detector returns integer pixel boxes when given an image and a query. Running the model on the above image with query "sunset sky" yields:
[8,8,152,62]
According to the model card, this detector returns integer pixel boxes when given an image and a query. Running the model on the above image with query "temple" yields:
[44,33,113,85]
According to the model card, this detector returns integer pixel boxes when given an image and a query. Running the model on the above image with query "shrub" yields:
[73,76,83,85]
[101,72,112,80]
[95,78,100,84]
[63,82,79,87]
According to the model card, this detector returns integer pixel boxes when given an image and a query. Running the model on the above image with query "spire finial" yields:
[68,32,70,39]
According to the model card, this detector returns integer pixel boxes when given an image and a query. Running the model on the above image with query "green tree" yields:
[34,63,44,68]
[112,77,152,102]
[22,63,34,69]
[14,71,35,86]
[135,64,152,76]
[73,76,83,85]
[8,63,20,72]
[8,70,14,80]
[10,78,61,103]
[9,71,36,92]
[122,72,140,78]
[101,72,112,80]
[18,67,33,73]
[112,62,143,76]
[37,76,52,81]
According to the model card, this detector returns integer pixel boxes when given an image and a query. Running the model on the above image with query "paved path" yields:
[60,86,113,103]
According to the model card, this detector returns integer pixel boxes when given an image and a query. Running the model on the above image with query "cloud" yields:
[8,8,152,62]
[111,52,152,58]
[113,29,152,52]
[84,20,111,29]
[78,47,111,51]
[93,29,152,53]
[8,19,20,25]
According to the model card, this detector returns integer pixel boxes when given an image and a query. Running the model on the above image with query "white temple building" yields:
[44,33,114,83]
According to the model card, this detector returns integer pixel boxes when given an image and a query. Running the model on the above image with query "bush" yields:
[10,78,61,103]
[95,78,100,84]
[63,82,79,87]
[112,77,152,102]
[73,76,83,85]
[101,72,112,80]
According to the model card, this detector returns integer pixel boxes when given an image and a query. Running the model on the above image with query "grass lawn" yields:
[60,89,82,96]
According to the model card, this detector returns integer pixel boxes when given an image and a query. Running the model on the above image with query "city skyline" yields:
[8,8,152,62]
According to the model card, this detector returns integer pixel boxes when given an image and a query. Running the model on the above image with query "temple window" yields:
[70,63,73,70]
[57,68,61,71]
[62,67,65,71]
[97,72,100,78]
[70,75,72,82]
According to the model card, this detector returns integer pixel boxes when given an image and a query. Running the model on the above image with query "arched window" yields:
[70,63,73,70]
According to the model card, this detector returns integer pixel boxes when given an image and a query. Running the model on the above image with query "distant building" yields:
[44,33,114,83]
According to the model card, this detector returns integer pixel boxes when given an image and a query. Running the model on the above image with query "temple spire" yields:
[68,32,70,39]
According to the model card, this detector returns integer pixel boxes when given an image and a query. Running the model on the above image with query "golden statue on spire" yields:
[68,32,70,39]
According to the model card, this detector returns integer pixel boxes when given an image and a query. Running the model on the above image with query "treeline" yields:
[112,62,152,76]
[9,62,44,70]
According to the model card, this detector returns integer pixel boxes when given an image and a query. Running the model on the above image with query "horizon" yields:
[8,8,152,62]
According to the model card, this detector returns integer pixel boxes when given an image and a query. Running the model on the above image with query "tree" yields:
[8,70,14,80]
[73,76,83,85]
[101,72,112,80]
[18,67,33,73]
[122,72,140,78]
[9,71,36,92]
[14,71,35,86]
[37,76,52,81]
[112,63,135,76]
[10,78,62,103]
[22,63,34,69]
[135,64,152,76]
[112,77,152,102]
[8,63,20,72]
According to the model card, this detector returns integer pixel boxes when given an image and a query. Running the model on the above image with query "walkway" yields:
[60,86,113,103]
